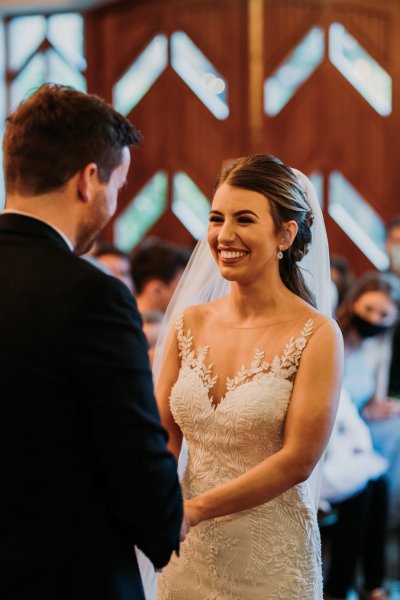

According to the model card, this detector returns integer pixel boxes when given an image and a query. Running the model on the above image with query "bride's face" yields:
[208,182,283,283]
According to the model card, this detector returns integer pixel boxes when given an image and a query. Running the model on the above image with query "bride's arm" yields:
[185,319,343,525]
[155,327,183,462]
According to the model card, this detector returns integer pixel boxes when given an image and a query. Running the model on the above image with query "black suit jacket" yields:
[0,214,182,600]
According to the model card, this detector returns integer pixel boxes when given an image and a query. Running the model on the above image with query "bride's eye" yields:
[238,216,254,223]
[209,216,224,223]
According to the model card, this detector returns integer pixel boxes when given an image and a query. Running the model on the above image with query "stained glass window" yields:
[9,13,86,112]
[329,171,389,270]
[171,31,229,120]
[115,172,168,251]
[113,35,168,115]
[329,22,392,116]
[264,27,324,116]
[8,16,46,72]
[172,172,210,239]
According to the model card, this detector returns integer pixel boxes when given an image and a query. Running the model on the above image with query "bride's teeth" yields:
[220,251,246,259]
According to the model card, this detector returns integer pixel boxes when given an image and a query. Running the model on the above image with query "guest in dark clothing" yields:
[0,83,185,600]
[386,215,400,397]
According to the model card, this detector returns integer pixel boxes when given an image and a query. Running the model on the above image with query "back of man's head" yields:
[131,238,190,295]
[3,83,141,196]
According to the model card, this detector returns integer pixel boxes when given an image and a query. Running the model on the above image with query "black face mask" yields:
[351,313,391,338]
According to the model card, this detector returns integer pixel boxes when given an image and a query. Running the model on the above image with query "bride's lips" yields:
[218,246,249,264]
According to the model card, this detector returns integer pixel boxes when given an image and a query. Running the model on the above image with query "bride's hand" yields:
[180,512,191,541]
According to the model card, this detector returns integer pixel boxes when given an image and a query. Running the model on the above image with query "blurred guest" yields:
[386,215,400,277]
[142,310,163,367]
[337,271,400,529]
[330,254,355,309]
[321,389,389,600]
[131,238,189,313]
[94,241,135,293]
[386,216,400,397]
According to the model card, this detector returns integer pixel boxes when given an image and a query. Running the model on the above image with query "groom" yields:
[0,84,184,600]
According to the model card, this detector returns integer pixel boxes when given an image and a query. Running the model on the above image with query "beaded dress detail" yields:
[157,314,322,600]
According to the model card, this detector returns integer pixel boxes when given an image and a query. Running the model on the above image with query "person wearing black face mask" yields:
[350,313,393,339]
[323,272,400,600]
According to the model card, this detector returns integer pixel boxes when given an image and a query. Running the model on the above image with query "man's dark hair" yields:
[94,241,130,260]
[3,83,141,195]
[130,238,190,294]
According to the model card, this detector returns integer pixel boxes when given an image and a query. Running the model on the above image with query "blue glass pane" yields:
[264,27,324,116]
[329,23,392,116]
[10,53,46,110]
[171,31,229,120]
[115,172,168,251]
[172,172,210,239]
[309,171,324,208]
[9,16,46,71]
[48,13,86,71]
[329,171,389,270]
[113,35,168,115]
[48,49,86,91]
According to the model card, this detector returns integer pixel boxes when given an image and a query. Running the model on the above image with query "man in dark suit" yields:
[0,84,185,600]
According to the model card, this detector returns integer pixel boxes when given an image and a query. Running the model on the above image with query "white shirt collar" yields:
[1,209,74,251]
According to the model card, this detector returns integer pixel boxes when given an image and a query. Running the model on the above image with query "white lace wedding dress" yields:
[157,311,323,600]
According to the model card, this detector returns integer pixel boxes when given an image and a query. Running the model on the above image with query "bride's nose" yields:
[218,220,236,244]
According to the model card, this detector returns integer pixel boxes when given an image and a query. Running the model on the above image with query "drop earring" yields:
[277,244,284,260]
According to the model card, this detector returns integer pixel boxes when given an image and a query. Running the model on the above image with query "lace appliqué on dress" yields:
[176,313,313,393]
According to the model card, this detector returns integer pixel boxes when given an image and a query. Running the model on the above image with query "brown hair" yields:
[216,154,315,306]
[3,83,141,195]
[337,271,400,334]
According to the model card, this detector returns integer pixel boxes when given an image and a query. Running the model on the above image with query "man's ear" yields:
[77,163,99,203]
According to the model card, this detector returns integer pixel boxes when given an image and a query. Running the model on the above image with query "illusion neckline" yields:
[197,307,316,329]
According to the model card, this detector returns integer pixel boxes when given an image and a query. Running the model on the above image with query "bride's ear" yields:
[281,221,298,249]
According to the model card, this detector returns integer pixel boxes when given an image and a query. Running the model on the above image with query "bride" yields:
[147,154,343,599]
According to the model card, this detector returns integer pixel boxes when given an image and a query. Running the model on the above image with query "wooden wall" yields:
[85,0,400,274]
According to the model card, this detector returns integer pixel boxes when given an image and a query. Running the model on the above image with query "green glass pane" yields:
[264,27,324,116]
[115,172,168,251]
[9,16,46,71]
[113,35,168,115]
[48,13,86,71]
[11,53,46,110]
[48,49,86,91]
[172,172,210,239]
[329,171,389,270]
[329,23,391,116]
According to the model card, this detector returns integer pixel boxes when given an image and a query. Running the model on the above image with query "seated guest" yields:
[337,271,400,531]
[386,215,400,397]
[94,241,135,293]
[321,389,389,600]
[131,237,189,313]
[141,310,163,367]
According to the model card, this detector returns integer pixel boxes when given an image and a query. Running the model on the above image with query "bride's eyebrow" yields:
[209,209,259,217]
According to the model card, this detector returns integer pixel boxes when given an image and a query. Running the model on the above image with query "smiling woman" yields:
[147,153,344,600]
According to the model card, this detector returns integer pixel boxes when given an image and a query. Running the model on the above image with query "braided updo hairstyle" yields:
[215,154,316,307]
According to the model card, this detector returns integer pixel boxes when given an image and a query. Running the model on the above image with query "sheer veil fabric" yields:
[139,168,332,599]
